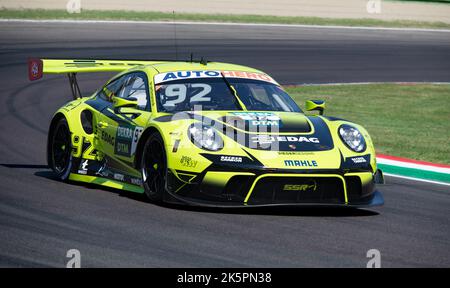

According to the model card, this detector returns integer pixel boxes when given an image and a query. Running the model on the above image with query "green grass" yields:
[1,8,450,29]
[286,84,450,165]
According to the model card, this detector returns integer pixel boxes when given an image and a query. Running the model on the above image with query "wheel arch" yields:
[134,126,163,169]
[47,112,68,167]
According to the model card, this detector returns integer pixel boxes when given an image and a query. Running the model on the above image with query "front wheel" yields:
[48,117,72,180]
[141,133,167,202]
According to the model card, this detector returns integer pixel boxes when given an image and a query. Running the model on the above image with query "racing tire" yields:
[141,132,167,202]
[49,117,72,180]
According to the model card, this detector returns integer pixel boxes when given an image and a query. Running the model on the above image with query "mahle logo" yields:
[284,160,318,167]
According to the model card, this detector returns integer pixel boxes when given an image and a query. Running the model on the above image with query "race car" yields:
[28,58,384,207]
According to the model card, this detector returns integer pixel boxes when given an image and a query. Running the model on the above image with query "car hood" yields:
[189,111,335,152]
[217,111,311,133]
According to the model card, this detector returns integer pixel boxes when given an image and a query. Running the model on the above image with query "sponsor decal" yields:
[77,159,89,175]
[180,156,198,168]
[231,112,281,127]
[200,153,263,167]
[220,156,243,163]
[31,62,39,78]
[351,157,367,164]
[28,58,43,81]
[114,125,143,157]
[117,126,133,138]
[284,160,318,167]
[100,130,115,146]
[62,101,82,112]
[130,177,143,186]
[76,156,142,186]
[283,183,317,192]
[154,70,278,85]
[252,135,320,144]
[342,154,371,169]
[113,173,125,181]
[115,126,132,156]
[278,151,315,155]
[95,158,108,177]
[115,142,130,156]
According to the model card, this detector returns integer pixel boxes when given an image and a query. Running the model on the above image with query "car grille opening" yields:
[222,175,255,202]
[247,176,346,205]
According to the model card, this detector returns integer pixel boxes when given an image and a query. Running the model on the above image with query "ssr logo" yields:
[283,183,317,192]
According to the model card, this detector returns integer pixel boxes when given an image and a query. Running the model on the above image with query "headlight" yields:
[338,124,366,152]
[188,124,224,151]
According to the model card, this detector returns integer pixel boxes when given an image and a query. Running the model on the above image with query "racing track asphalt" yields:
[0,22,449,267]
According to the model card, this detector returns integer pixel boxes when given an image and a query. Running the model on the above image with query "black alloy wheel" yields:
[50,118,72,180]
[141,133,167,201]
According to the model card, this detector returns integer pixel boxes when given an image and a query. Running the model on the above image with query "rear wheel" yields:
[141,133,167,202]
[49,118,72,180]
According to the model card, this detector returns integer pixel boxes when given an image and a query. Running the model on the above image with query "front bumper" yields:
[165,167,384,208]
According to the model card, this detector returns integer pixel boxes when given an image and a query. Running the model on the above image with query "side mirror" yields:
[305,100,325,115]
[112,96,138,113]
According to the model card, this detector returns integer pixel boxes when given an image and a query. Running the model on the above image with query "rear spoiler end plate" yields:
[27,58,162,99]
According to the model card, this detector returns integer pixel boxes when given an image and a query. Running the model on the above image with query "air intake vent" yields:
[80,110,93,134]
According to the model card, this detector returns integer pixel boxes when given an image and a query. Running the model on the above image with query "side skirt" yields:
[69,173,144,193]
[69,157,144,193]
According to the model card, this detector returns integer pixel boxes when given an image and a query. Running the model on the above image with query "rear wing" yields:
[28,58,160,99]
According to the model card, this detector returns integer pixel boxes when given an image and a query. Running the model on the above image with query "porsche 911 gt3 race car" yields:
[29,58,384,207]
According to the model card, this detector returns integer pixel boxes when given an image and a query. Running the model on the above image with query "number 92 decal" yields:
[159,83,212,107]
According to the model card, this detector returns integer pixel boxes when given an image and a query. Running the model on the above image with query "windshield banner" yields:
[154,70,279,85]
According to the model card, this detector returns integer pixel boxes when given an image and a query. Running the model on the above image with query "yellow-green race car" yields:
[29,58,384,207]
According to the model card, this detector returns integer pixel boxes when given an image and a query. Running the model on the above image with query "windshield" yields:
[155,78,302,113]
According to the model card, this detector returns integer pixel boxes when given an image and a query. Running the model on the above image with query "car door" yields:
[96,72,151,169]
[95,75,126,159]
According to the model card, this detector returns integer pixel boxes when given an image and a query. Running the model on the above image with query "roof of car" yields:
[146,61,265,74]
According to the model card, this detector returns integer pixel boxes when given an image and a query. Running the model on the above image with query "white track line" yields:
[1,18,450,33]
[293,82,450,86]
[384,173,450,187]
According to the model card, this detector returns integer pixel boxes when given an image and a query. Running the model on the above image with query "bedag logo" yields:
[251,135,320,144]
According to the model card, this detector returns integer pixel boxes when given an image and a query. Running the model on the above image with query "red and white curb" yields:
[376,154,450,186]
